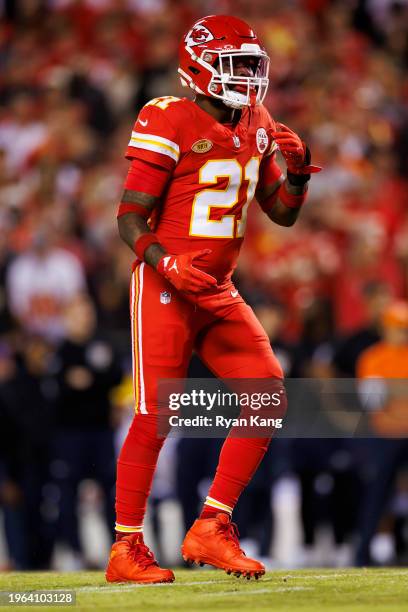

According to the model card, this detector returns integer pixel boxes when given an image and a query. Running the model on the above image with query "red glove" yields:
[270,123,321,176]
[157,249,217,294]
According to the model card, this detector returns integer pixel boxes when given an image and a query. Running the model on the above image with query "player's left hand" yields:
[270,123,321,176]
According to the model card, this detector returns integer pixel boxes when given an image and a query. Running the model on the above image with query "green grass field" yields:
[0,568,407,611]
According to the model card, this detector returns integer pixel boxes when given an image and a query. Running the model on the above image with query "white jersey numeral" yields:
[189,158,260,238]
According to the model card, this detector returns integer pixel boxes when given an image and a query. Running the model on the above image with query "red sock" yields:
[202,437,272,515]
[115,531,144,542]
[199,506,229,520]
[115,413,165,530]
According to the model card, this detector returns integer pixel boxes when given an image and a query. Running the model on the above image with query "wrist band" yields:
[117,202,150,219]
[286,170,310,186]
[279,183,307,209]
[134,233,160,261]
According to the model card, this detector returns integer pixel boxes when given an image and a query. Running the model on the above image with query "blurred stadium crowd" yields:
[0,0,408,570]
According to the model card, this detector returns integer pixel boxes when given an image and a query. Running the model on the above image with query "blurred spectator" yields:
[50,294,122,566]
[291,437,359,567]
[334,280,392,377]
[332,219,404,335]
[355,300,408,565]
[0,342,26,570]
[290,297,335,378]
[0,336,56,569]
[0,224,13,337]
[0,93,47,174]
[6,226,86,342]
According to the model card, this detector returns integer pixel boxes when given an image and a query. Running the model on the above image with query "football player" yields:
[106,14,320,584]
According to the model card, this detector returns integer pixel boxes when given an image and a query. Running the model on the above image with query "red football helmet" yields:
[178,15,269,110]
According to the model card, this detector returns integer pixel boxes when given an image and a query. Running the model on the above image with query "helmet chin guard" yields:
[178,15,270,110]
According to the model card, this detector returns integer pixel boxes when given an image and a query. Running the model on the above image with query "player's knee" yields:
[239,377,287,437]
[127,413,165,451]
[258,376,287,422]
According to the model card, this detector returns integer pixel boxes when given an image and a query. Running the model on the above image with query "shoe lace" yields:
[131,542,158,569]
[217,520,244,554]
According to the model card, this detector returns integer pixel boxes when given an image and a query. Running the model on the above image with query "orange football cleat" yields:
[181,513,265,579]
[105,533,174,584]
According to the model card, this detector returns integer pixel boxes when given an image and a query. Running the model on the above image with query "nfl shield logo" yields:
[160,291,171,304]
[232,134,240,148]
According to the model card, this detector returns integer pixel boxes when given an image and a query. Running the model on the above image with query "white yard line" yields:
[75,581,315,595]
[283,571,408,580]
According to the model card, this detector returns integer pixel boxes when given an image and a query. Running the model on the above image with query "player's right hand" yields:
[157,250,218,294]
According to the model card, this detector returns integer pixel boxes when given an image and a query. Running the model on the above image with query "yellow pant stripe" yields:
[132,268,140,414]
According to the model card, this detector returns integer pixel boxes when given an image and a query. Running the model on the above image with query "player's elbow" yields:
[117,211,148,247]
[268,211,298,227]
[117,214,129,243]
[279,216,297,227]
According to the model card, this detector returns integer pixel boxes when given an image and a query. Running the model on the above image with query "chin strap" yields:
[223,91,248,109]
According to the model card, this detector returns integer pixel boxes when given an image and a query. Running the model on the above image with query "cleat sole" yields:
[106,576,174,584]
[180,556,265,579]
[181,551,265,579]
[183,557,194,566]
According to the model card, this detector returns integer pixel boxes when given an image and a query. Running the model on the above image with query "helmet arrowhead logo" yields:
[185,24,214,47]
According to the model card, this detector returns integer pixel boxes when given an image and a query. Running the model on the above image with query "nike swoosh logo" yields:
[139,119,148,127]
[169,261,179,274]
[230,290,239,298]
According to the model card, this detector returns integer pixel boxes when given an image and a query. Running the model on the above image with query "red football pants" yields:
[115,263,284,530]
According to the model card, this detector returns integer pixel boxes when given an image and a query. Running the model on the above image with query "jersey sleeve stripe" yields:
[130,131,179,155]
[131,131,180,152]
[128,139,179,162]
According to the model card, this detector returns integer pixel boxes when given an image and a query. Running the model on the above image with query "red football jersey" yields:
[126,96,281,282]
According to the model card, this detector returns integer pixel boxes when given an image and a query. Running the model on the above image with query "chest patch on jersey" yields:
[256,128,269,153]
[192,139,213,154]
